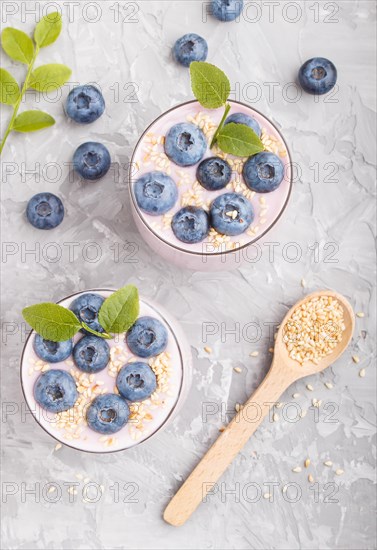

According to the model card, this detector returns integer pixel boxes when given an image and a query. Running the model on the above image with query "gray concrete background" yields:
[1,1,376,549]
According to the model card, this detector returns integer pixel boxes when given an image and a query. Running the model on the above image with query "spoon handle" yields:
[164,364,293,526]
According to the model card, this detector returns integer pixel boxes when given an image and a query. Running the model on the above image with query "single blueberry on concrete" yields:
[243,152,284,193]
[196,157,232,191]
[164,122,206,167]
[126,316,168,358]
[224,112,261,137]
[34,369,78,413]
[210,192,254,236]
[73,142,111,180]
[73,335,110,373]
[173,33,208,67]
[134,171,178,215]
[86,394,130,434]
[116,361,157,402]
[171,206,210,244]
[33,335,73,363]
[26,193,64,230]
[211,0,243,21]
[65,85,105,124]
[298,58,337,95]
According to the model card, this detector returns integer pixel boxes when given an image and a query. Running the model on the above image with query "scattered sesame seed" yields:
[301,278,306,288]
[292,466,302,473]
[48,486,56,493]
[204,346,212,354]
[263,493,271,499]
[304,458,311,468]
[54,443,62,451]
[249,351,259,357]
[352,355,360,364]
[282,485,288,494]
[233,367,242,373]
[273,413,279,422]
[359,368,366,378]
[300,410,307,418]
[324,461,333,467]
[335,469,344,476]
[356,312,365,318]
[324,382,333,389]
[306,384,314,391]
[308,474,314,483]
[219,426,225,432]
[292,393,300,398]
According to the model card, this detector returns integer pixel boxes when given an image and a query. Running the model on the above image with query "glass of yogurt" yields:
[129,100,292,271]
[20,289,192,453]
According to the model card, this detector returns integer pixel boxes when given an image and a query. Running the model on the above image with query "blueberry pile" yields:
[134,112,286,244]
[32,293,168,435]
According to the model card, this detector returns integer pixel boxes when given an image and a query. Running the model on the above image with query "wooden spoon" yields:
[164,290,354,526]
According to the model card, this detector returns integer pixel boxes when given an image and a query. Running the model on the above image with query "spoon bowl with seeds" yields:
[164,289,354,527]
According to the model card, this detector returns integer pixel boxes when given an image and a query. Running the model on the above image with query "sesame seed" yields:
[306,384,314,391]
[304,458,311,468]
[352,355,360,364]
[292,393,300,398]
[335,469,344,476]
[301,278,306,288]
[308,474,314,483]
[359,368,366,378]
[324,461,333,467]
[356,312,365,318]
[273,413,279,422]
[54,443,62,451]
[204,346,212,354]
[292,467,302,473]
[249,351,259,357]
[233,367,242,373]
[324,382,333,389]
[263,493,271,499]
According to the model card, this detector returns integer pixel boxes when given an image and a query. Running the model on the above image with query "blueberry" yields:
[171,206,210,244]
[73,142,111,181]
[211,0,243,21]
[210,192,254,236]
[34,369,78,413]
[243,152,284,193]
[26,193,64,230]
[73,335,110,373]
[197,157,232,191]
[173,33,208,67]
[224,112,261,137]
[298,58,337,95]
[86,394,130,434]
[164,123,206,167]
[134,171,178,215]
[70,293,105,334]
[33,335,73,363]
[65,85,105,124]
[126,316,168,358]
[116,362,157,402]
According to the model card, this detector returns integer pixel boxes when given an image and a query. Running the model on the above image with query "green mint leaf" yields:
[217,123,265,157]
[0,68,20,105]
[12,110,55,132]
[81,322,112,340]
[29,64,72,92]
[34,12,62,48]
[1,27,34,64]
[190,61,230,109]
[98,285,140,334]
[22,303,82,342]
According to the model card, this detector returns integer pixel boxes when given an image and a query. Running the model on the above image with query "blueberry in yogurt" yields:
[197,157,232,191]
[211,0,243,21]
[126,316,168,358]
[26,193,64,230]
[224,112,261,137]
[116,362,157,402]
[173,33,208,67]
[34,369,78,413]
[298,57,337,95]
[73,335,110,373]
[65,85,105,124]
[134,171,178,215]
[210,192,254,236]
[243,152,284,193]
[164,122,206,167]
[33,335,73,363]
[171,206,210,244]
[70,293,105,334]
[73,142,111,180]
[86,394,130,434]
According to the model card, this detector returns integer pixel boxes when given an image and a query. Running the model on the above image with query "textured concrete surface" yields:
[1,1,376,549]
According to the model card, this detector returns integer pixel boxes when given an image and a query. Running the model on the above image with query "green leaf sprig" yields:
[0,12,71,155]
[22,285,140,342]
[189,61,264,157]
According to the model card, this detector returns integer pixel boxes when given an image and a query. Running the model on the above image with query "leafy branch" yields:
[22,285,140,342]
[0,12,71,155]
[189,61,264,157]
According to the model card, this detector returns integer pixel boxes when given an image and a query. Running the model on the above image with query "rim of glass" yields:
[129,99,293,257]
[20,288,186,454]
